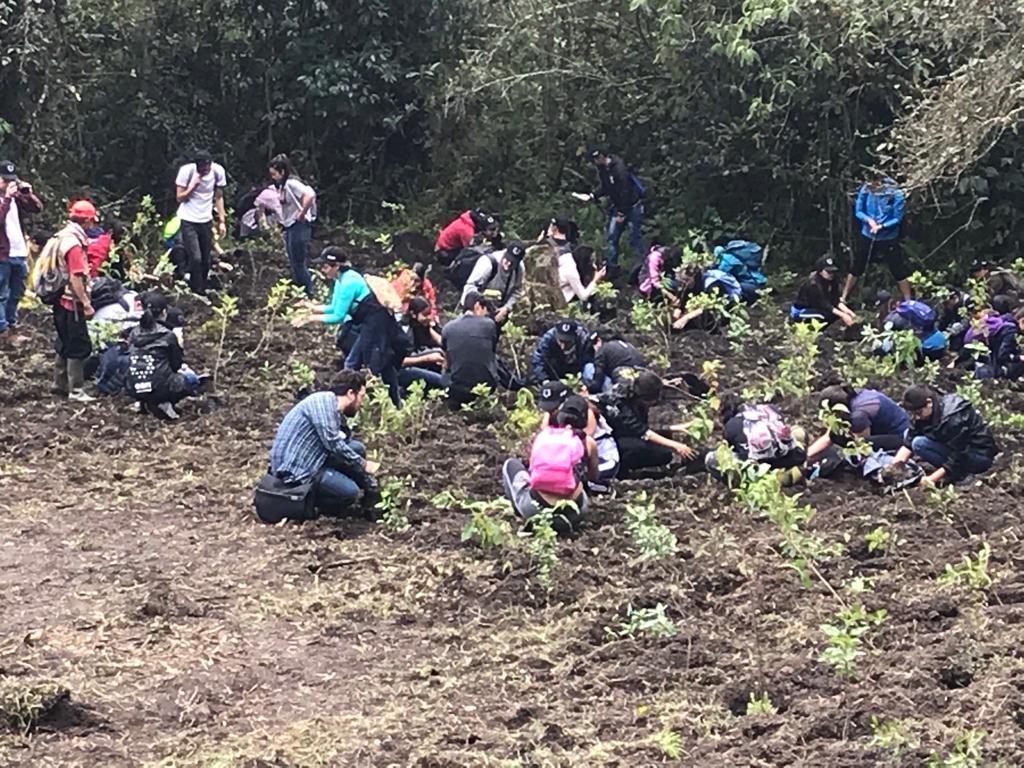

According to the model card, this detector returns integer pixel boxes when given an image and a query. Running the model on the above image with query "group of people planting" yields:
[2,149,1012,531]
[253,157,1010,527]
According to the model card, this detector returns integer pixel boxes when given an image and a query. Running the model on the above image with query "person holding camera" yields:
[0,160,44,344]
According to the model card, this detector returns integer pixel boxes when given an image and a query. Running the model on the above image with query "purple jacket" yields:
[0,191,44,261]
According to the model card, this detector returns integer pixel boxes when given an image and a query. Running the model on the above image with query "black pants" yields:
[180,220,214,293]
[616,436,675,473]
[852,236,910,280]
[52,304,92,360]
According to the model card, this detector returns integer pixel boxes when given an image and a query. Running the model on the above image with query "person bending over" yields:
[791,255,857,327]
[460,240,526,325]
[886,385,998,487]
[268,369,380,518]
[585,327,644,393]
[442,291,500,405]
[807,384,910,460]
[502,394,598,534]
[531,320,592,384]
[705,393,806,485]
[597,369,701,475]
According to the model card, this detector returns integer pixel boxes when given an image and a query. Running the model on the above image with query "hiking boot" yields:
[53,355,69,395]
[68,389,96,403]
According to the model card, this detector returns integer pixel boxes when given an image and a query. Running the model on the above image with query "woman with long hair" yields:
[269,154,317,298]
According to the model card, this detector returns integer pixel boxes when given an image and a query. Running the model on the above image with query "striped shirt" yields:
[269,392,365,483]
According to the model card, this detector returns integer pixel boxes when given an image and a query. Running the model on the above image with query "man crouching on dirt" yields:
[265,370,381,520]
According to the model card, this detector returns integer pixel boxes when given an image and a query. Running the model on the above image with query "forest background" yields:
[2,0,1023,271]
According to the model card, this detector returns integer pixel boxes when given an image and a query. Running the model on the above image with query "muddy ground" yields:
[2,238,1024,767]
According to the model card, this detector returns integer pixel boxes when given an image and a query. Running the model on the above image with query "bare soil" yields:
[2,240,1024,767]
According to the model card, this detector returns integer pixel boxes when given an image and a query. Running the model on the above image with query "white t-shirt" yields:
[559,251,596,303]
[175,162,227,223]
[4,200,27,258]
[279,178,317,227]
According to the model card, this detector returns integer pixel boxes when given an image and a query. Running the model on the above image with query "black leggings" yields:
[616,436,685,474]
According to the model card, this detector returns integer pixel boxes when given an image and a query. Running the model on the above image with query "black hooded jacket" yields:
[903,394,999,472]
[127,322,190,401]
[594,155,642,212]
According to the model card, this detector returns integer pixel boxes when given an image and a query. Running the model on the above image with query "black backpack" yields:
[233,186,261,237]
[445,245,495,289]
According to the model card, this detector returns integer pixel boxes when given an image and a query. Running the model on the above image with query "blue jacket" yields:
[531,324,592,383]
[855,180,905,241]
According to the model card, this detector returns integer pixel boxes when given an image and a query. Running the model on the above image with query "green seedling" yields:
[624,492,678,561]
[819,603,887,677]
[926,729,986,768]
[606,604,678,640]
[938,544,992,590]
[376,476,411,532]
[869,716,919,757]
[745,692,777,716]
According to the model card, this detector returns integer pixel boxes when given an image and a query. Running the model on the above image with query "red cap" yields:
[68,199,97,219]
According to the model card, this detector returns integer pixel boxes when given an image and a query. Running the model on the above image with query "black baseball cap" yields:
[556,395,590,429]
[505,241,526,265]
[537,380,569,411]
[554,321,577,344]
[0,160,16,181]
[193,150,213,167]
[587,147,607,160]
[874,290,893,309]
[815,255,838,273]
[550,215,572,235]
[970,259,990,273]
[313,246,349,266]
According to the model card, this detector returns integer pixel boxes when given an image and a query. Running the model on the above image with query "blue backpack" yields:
[630,172,647,199]
[895,300,937,333]
[716,240,767,286]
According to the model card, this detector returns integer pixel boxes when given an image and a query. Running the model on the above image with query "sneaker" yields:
[68,389,96,403]
[156,402,179,420]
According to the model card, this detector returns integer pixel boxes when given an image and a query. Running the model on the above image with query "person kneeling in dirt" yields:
[585,328,645,393]
[884,385,999,487]
[502,394,598,534]
[597,369,703,476]
[126,293,203,420]
[263,370,380,521]
[806,384,910,464]
[790,255,857,327]
[705,393,806,487]
[531,320,592,384]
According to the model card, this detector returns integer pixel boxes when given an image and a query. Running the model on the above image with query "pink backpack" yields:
[529,427,585,495]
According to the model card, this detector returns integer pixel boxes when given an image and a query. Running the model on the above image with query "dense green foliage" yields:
[2,0,1022,268]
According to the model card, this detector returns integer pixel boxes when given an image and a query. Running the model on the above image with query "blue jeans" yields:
[399,366,446,391]
[4,257,28,329]
[316,469,361,510]
[0,261,10,332]
[284,220,314,297]
[607,204,644,268]
[911,436,994,483]
[345,325,401,406]
[316,439,367,512]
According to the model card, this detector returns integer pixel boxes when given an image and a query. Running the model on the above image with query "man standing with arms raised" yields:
[175,151,227,295]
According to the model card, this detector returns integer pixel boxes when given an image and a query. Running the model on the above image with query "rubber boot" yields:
[67,359,95,402]
[53,355,69,395]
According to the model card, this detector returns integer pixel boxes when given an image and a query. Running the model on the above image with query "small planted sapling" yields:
[491,388,542,454]
[526,505,562,590]
[460,498,514,552]
[211,293,239,396]
[818,603,888,677]
[624,492,678,561]
[252,278,305,356]
[938,544,992,590]
[376,476,411,532]
[926,729,986,768]
[745,692,777,716]
[605,603,679,640]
